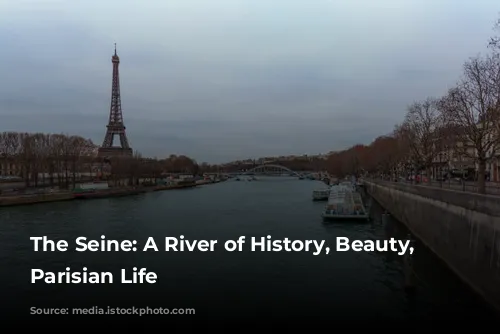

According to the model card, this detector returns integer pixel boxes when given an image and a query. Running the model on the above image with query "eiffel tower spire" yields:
[98,44,133,158]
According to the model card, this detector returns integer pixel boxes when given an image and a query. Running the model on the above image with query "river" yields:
[0,177,497,329]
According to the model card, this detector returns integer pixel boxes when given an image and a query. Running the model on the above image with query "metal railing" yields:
[366,177,500,196]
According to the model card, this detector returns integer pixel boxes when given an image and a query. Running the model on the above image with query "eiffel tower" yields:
[98,44,133,158]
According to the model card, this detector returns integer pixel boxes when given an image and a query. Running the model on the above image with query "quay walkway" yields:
[385,179,500,195]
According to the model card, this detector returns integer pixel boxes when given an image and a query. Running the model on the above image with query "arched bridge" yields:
[241,164,301,177]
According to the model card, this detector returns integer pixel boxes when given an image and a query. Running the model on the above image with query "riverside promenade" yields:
[363,179,500,312]
[397,179,500,195]
[0,179,220,207]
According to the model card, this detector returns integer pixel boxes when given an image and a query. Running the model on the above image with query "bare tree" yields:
[38,134,52,185]
[67,136,90,188]
[30,133,46,186]
[19,133,35,186]
[0,132,21,177]
[489,14,500,52]
[0,133,6,157]
[400,97,444,182]
[438,55,500,193]
[48,134,65,187]
[127,151,143,186]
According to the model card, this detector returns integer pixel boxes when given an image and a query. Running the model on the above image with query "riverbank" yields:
[0,192,74,207]
[0,179,225,207]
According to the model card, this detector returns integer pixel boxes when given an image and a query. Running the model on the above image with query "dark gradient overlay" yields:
[1,179,498,330]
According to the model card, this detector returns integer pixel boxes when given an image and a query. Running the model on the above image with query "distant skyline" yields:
[0,0,498,163]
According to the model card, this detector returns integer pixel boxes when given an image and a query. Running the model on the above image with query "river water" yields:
[0,177,498,329]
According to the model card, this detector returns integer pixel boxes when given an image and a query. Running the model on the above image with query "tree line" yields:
[325,17,500,194]
[0,132,95,188]
[0,132,220,189]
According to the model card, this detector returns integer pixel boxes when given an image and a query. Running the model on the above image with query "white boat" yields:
[322,184,369,221]
[312,188,330,201]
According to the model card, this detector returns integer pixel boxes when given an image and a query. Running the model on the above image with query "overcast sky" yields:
[0,0,498,163]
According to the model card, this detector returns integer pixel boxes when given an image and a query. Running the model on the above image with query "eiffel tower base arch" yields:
[98,147,133,158]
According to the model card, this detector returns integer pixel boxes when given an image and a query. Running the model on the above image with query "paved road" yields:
[377,179,500,195]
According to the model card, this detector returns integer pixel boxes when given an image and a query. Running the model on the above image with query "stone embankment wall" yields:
[364,180,500,311]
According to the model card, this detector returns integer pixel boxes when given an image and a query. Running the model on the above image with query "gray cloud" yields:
[0,0,498,163]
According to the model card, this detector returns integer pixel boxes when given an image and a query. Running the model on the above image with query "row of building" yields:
[426,123,499,181]
[429,145,499,181]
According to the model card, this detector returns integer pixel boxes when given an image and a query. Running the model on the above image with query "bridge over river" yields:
[226,163,319,178]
